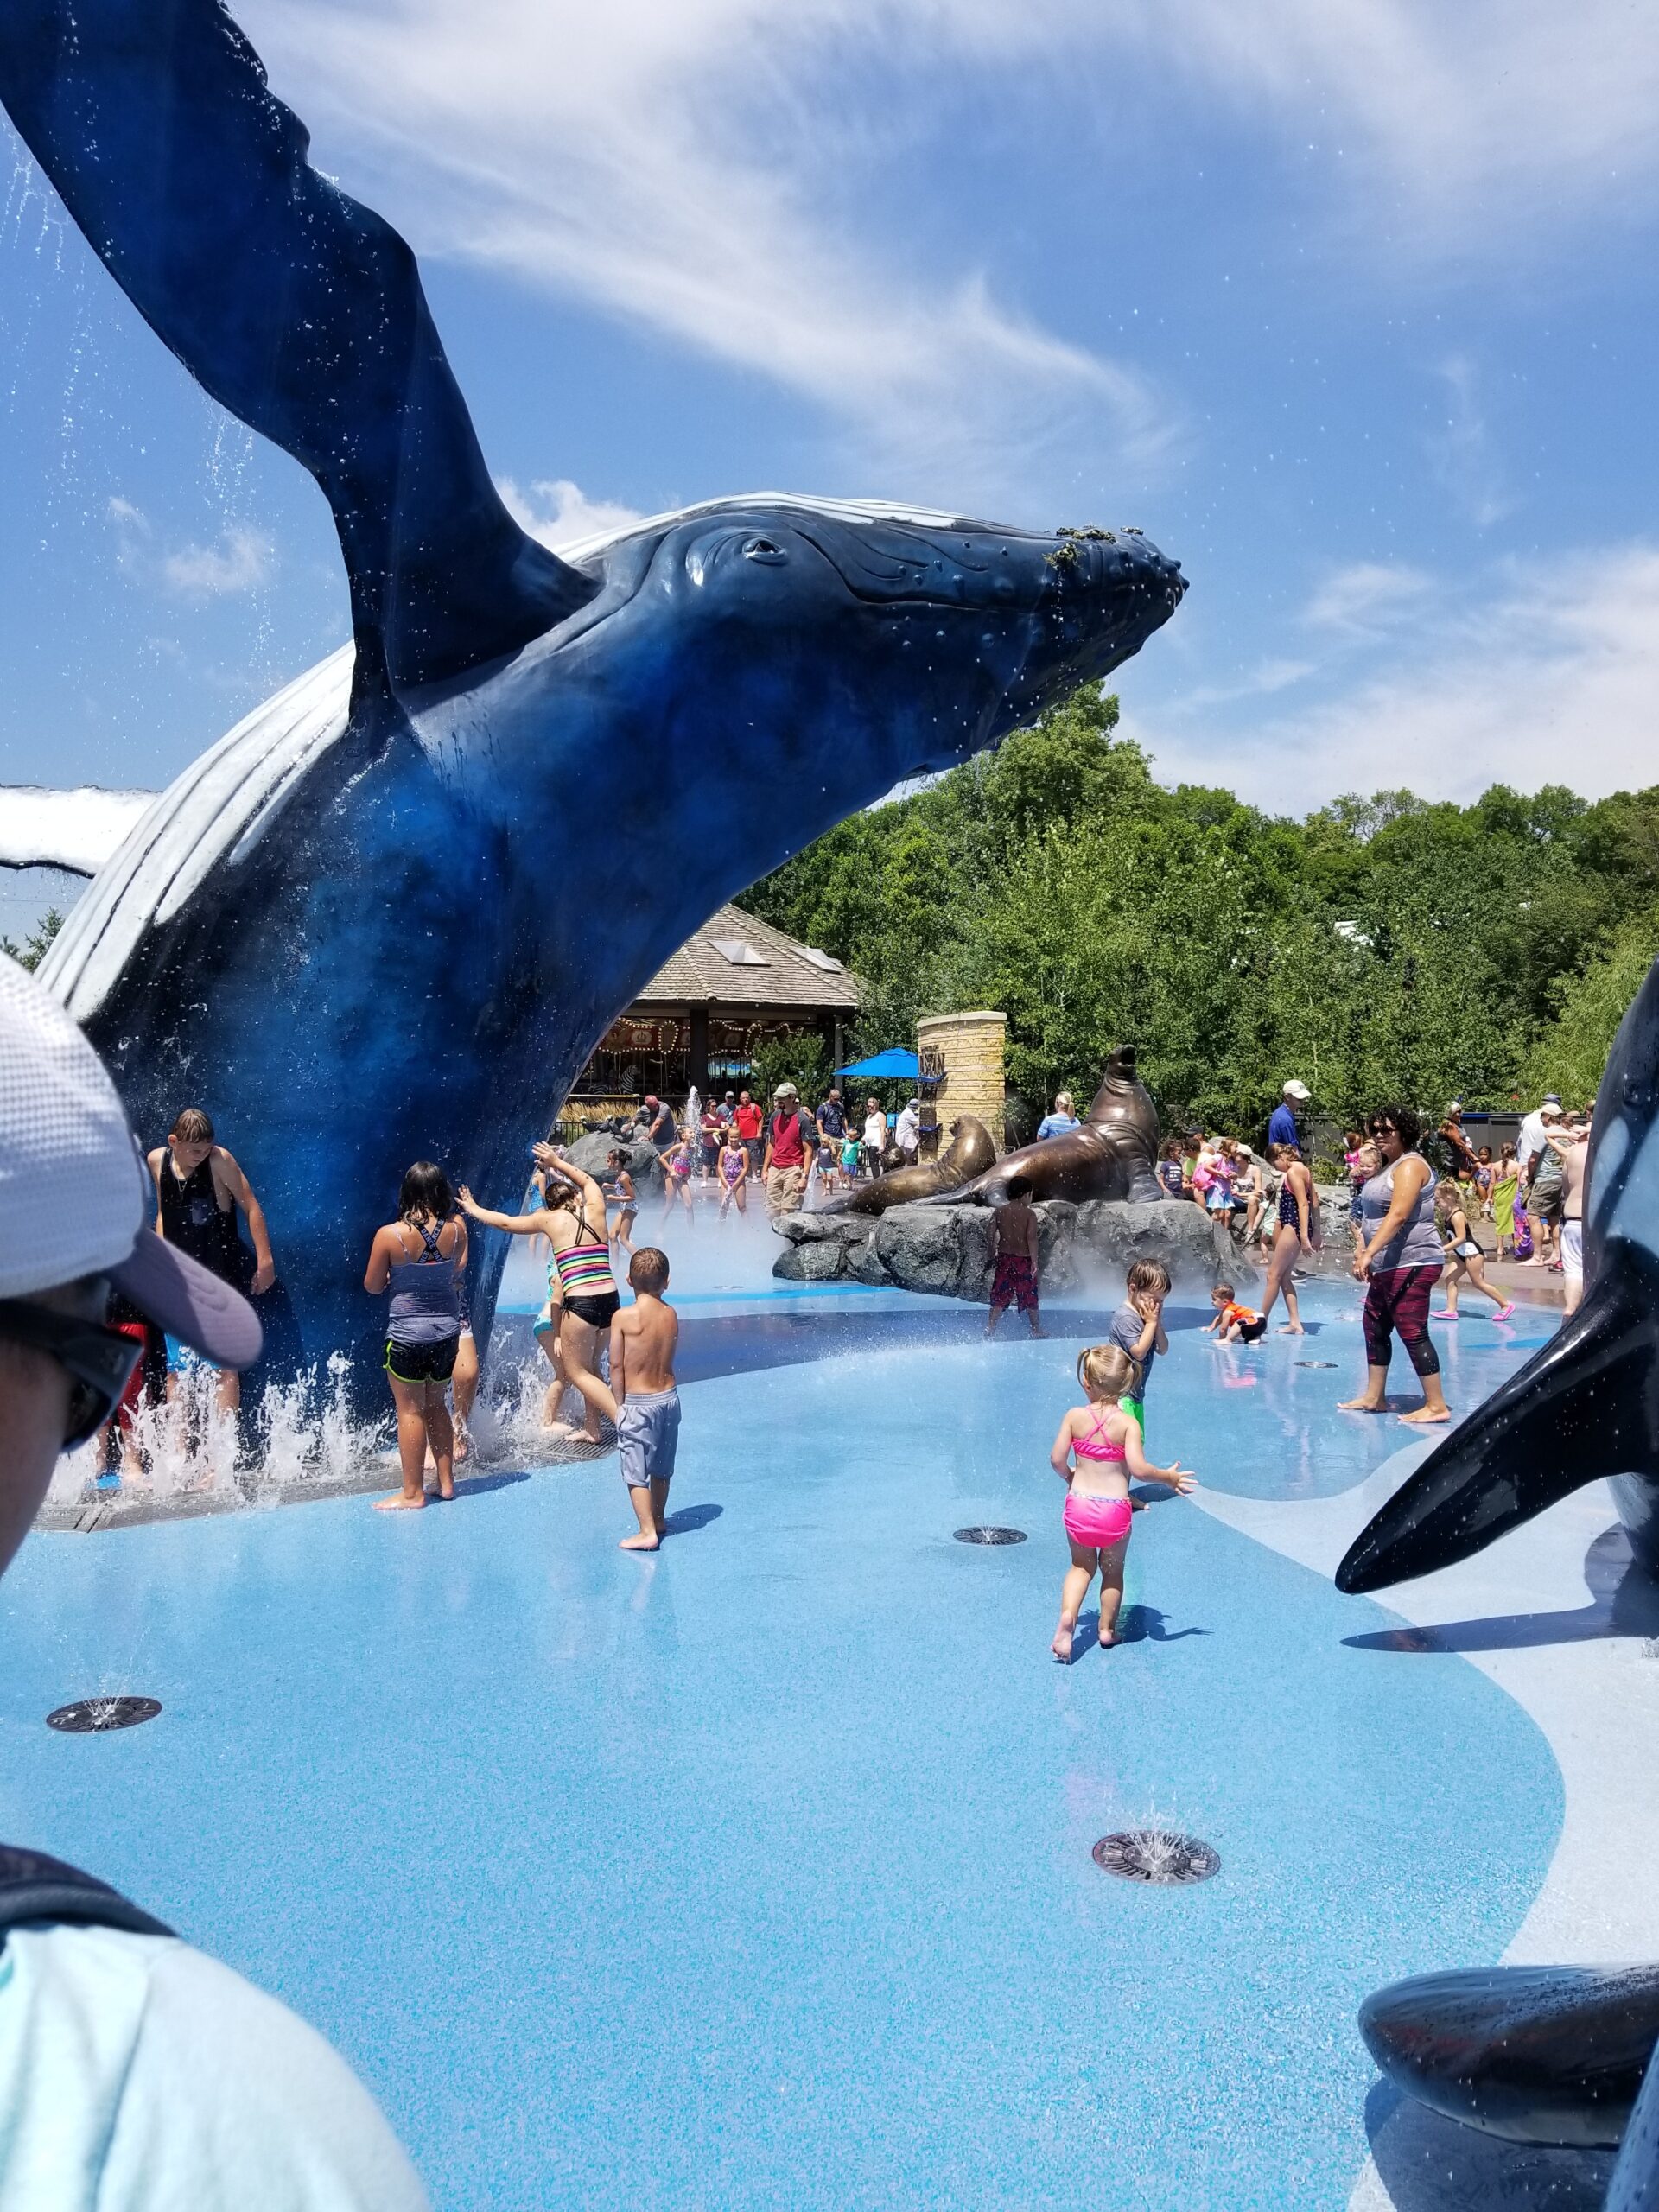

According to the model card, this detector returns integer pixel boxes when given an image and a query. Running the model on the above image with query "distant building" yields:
[569,905,859,1110]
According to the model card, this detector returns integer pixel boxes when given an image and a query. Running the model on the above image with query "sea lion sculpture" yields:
[1337,947,1659,1597]
[0,0,1185,1388]
[816,1115,996,1217]
[926,1046,1164,1208]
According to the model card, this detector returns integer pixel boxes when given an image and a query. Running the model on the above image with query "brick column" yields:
[917,1011,1008,1152]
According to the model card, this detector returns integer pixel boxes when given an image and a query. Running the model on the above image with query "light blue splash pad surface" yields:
[0,1284,1558,2210]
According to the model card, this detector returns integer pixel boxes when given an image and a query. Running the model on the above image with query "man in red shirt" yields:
[734,1090,764,1178]
[761,1083,817,1217]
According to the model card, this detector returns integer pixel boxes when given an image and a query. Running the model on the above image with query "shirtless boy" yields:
[609,1247,681,1550]
[986,1174,1042,1338]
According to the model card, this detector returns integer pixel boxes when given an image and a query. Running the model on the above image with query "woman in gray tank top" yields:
[1339,1105,1451,1426]
[363,1160,467,1510]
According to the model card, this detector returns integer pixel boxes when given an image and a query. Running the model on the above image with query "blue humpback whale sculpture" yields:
[1,0,1185,1389]
[1338,952,1659,1595]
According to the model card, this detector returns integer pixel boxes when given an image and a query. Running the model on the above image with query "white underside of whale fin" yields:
[39,644,355,1021]
[0,786,156,877]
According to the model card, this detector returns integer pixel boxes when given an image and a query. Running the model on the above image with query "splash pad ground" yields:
[5,1213,1651,2209]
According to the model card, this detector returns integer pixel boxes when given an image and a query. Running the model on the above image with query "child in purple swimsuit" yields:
[1048,1344,1197,1662]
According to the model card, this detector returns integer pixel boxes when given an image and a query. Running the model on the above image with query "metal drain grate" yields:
[1093,1830,1219,1884]
[1294,1360,1338,1368]
[953,1526,1027,1546]
[47,1697,162,1734]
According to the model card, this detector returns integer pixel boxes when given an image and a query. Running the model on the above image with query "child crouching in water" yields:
[1205,1280,1267,1343]
[1050,1344,1196,1662]
[609,1247,680,1551]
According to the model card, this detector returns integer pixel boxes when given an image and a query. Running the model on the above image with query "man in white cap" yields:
[0,956,427,2209]
[760,1081,817,1217]
[1268,1080,1310,1152]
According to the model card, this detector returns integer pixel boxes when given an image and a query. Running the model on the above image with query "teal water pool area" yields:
[0,1257,1605,2209]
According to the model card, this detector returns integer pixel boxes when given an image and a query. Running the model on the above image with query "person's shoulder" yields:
[1,1925,429,2209]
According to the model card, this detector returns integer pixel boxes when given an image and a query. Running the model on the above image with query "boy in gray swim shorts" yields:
[608,1246,681,1551]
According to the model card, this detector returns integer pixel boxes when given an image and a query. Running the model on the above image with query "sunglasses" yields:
[0,1298,145,1449]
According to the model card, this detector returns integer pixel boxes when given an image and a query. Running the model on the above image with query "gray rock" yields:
[772,1236,850,1282]
[563,1133,663,1186]
[874,1207,962,1297]
[846,1234,892,1286]
[771,1194,1249,1301]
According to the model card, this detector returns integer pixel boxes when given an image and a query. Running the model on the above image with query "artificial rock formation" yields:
[773,1197,1241,1300]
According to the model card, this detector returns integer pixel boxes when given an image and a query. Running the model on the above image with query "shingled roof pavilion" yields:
[570,905,859,1109]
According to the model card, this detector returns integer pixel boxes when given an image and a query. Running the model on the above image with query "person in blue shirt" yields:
[1268,1080,1309,1152]
[1036,1090,1082,1141]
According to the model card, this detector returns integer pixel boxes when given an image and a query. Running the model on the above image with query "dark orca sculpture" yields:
[1,0,1185,1388]
[815,1116,997,1216]
[926,1046,1164,1207]
[1338,950,1659,1595]
[1360,1963,1659,2148]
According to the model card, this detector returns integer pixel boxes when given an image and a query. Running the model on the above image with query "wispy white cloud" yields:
[1427,355,1516,529]
[495,477,645,550]
[107,497,271,598]
[1050,0,1659,257]
[1183,657,1314,711]
[161,526,271,597]
[235,0,1179,511]
[1125,543,1659,808]
[1303,561,1433,638]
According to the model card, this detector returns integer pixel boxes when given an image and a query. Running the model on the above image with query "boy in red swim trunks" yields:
[986,1174,1042,1337]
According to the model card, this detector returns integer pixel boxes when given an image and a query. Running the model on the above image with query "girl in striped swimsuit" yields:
[460,1150,621,1446]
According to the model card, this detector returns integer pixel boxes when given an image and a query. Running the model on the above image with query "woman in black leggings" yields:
[1340,1106,1450,1425]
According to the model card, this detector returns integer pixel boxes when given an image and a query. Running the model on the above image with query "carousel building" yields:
[569,905,859,1114]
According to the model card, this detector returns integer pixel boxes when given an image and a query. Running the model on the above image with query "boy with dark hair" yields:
[1205,1280,1268,1343]
[986,1174,1042,1337]
[609,1246,681,1551]
[1111,1260,1171,1429]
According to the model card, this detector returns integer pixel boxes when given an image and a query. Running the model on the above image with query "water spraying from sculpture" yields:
[0,0,1185,1398]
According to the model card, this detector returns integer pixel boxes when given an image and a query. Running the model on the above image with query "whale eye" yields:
[742,537,787,564]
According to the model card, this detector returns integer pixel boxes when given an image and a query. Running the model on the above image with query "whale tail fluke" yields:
[1335,1238,1659,1594]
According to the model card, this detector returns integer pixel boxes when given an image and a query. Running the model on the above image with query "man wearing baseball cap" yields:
[0,956,427,2207]
[1268,1079,1310,1151]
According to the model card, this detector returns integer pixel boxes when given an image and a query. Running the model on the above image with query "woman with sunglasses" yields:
[1341,1105,1451,1425]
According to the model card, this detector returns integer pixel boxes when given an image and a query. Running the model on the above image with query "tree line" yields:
[737,684,1659,1139]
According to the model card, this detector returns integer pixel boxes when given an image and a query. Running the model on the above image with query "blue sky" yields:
[3,0,1658,921]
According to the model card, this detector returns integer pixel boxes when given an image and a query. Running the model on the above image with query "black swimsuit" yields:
[157,1154,246,1286]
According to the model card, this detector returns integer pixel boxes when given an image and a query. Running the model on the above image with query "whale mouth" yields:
[794,518,1183,620]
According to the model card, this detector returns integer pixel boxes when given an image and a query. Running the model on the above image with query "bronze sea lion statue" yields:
[929,1047,1163,1207]
[817,1116,997,1216]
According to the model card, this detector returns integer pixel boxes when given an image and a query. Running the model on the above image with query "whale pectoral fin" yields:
[1336,1240,1659,1594]
[0,0,596,689]
[1360,1962,1659,2147]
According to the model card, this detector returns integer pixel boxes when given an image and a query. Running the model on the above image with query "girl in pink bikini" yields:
[1049,1344,1197,1662]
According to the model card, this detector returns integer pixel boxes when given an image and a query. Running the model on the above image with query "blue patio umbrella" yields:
[835,1048,922,1082]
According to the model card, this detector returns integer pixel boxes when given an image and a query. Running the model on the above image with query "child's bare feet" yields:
[620,1531,659,1551]
[1338,1395,1385,1413]
[436,1478,455,1501]
[1278,1321,1305,1335]
[374,1492,426,1511]
[1051,1624,1074,1662]
[453,1425,470,1465]
[1400,1403,1452,1424]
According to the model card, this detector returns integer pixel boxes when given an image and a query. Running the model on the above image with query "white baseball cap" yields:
[0,955,262,1366]
[1283,1079,1311,1101]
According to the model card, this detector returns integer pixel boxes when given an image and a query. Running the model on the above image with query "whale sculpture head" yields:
[482,495,1184,811]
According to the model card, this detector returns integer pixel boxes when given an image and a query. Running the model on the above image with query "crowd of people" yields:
[617,1079,925,1221]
